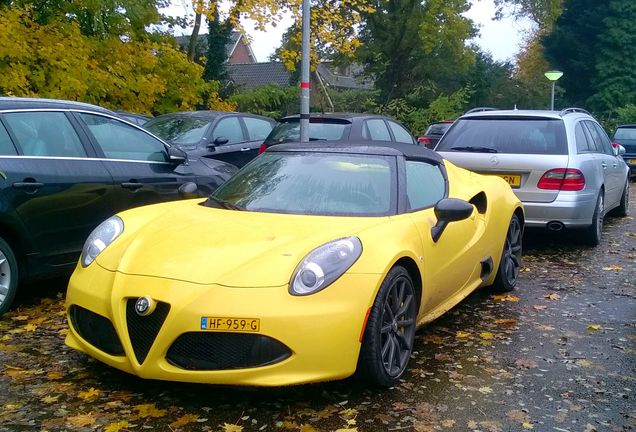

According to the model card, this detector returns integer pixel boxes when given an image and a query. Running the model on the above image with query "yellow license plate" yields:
[200,317,260,332]
[627,159,636,165]
[497,174,521,187]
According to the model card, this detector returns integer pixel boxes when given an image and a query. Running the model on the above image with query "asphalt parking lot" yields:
[1,188,634,432]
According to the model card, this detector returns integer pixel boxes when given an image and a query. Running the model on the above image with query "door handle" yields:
[601,162,607,169]
[13,181,44,190]
[613,163,618,168]
[240,147,251,152]
[121,182,143,191]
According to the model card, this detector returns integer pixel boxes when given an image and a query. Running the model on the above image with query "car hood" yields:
[96,201,386,287]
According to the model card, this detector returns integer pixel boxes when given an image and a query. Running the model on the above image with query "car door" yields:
[242,116,275,157]
[583,120,621,206]
[0,110,115,270]
[206,116,254,167]
[404,161,482,311]
[73,112,198,213]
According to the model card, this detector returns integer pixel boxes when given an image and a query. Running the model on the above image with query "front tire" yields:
[358,266,417,387]
[584,191,604,246]
[0,237,18,316]
[492,214,522,292]
[613,181,629,217]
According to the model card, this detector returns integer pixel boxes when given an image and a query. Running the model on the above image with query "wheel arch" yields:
[0,219,28,278]
[392,256,422,309]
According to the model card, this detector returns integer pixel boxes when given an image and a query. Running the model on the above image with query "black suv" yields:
[0,97,238,314]
[144,111,276,167]
[259,113,416,153]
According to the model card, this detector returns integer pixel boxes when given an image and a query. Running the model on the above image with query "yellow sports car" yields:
[65,143,523,387]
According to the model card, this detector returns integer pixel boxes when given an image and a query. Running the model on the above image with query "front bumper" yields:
[65,263,383,386]
[522,190,597,228]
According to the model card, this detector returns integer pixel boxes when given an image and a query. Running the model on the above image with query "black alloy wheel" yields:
[358,266,417,387]
[492,214,522,292]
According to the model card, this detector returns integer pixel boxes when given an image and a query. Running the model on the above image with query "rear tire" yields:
[584,191,604,246]
[492,214,522,293]
[613,181,629,217]
[0,237,18,316]
[358,266,417,387]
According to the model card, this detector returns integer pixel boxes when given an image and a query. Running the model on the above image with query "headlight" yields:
[80,216,124,267]
[290,237,362,295]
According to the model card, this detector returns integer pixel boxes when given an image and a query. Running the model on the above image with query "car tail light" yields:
[418,136,431,146]
[611,141,620,149]
[537,168,585,191]
[258,143,267,155]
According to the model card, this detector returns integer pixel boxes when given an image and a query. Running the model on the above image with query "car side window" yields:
[584,121,612,155]
[590,122,614,155]
[365,119,392,141]
[244,117,273,141]
[388,121,414,144]
[78,113,168,162]
[4,112,86,157]
[405,161,446,210]
[575,122,593,153]
[212,117,244,144]
[0,122,17,155]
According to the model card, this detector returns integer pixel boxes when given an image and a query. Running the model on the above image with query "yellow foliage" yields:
[0,7,226,114]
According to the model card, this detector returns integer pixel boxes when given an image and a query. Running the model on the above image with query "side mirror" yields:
[168,146,187,163]
[431,198,474,242]
[178,181,199,199]
[214,136,229,146]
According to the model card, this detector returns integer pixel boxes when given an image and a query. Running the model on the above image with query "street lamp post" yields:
[544,70,563,111]
[299,0,311,142]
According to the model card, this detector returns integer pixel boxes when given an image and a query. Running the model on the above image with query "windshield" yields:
[437,118,568,155]
[145,116,213,146]
[210,152,396,216]
[264,119,350,144]
[425,123,452,136]
[614,127,636,141]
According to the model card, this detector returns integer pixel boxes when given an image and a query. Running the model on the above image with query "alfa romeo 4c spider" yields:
[65,142,523,387]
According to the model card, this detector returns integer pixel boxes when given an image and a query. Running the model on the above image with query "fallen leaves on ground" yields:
[104,420,132,432]
[66,412,97,427]
[491,294,520,302]
[132,403,167,418]
[544,293,561,300]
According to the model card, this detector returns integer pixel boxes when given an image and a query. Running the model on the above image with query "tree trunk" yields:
[187,2,204,61]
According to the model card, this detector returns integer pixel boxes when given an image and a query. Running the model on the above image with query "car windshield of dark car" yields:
[614,127,636,152]
[425,123,451,136]
[264,120,350,144]
[437,118,568,155]
[145,116,213,146]
[209,152,395,216]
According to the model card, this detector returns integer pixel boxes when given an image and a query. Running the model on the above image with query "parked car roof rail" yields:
[559,107,591,116]
[464,107,498,114]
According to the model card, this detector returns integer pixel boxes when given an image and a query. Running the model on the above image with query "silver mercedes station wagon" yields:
[436,108,629,245]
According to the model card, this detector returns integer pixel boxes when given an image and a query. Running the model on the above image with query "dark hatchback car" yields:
[259,113,417,153]
[0,97,238,314]
[144,111,276,167]
[114,110,153,126]
[418,120,453,149]
[612,124,636,179]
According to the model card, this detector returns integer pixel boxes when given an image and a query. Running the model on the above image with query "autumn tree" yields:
[0,6,233,113]
[357,0,476,103]
[493,0,563,28]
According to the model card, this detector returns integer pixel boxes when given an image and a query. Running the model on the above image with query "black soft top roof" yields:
[268,141,444,165]
[0,97,113,114]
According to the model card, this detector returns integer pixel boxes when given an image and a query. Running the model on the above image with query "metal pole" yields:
[299,0,311,142]
[550,81,555,111]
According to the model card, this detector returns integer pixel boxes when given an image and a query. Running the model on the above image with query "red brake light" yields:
[611,141,620,148]
[258,143,267,155]
[418,136,431,146]
[537,168,585,191]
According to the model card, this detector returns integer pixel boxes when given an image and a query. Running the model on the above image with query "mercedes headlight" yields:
[290,237,362,295]
[80,216,124,267]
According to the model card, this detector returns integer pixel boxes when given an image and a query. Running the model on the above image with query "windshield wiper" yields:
[205,196,244,211]
[450,146,498,153]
